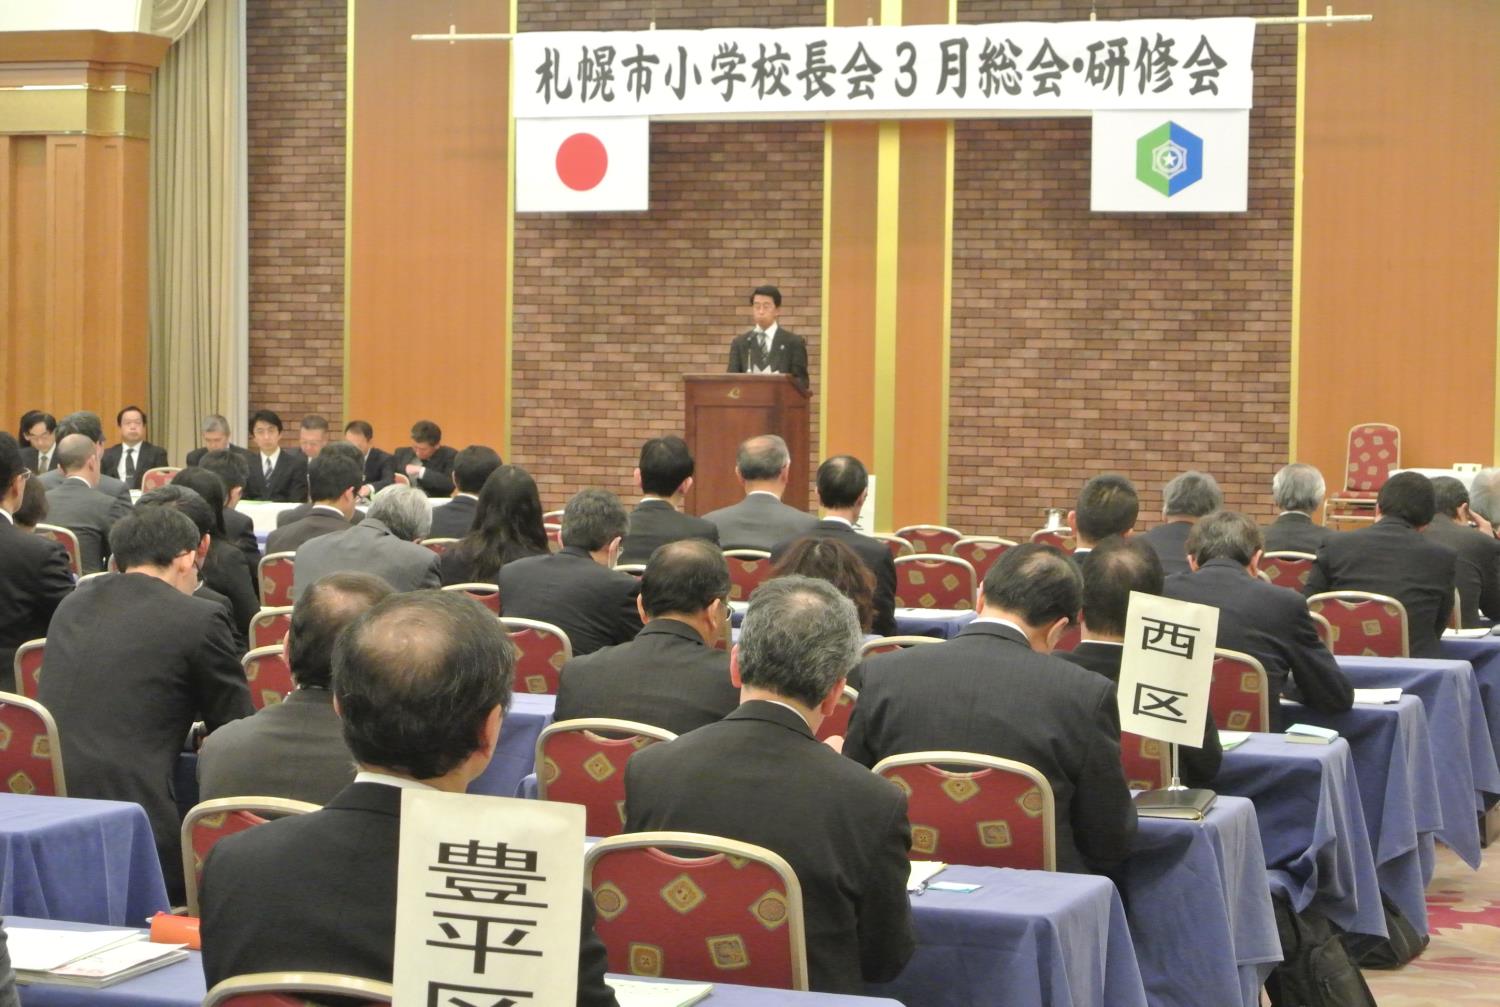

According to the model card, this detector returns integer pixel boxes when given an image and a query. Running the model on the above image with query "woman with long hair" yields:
[440,464,550,585]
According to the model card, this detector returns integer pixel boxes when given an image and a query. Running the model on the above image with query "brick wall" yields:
[947,0,1297,538]
[245,0,346,445]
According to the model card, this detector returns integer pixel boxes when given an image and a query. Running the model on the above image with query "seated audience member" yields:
[439,464,549,585]
[292,484,440,601]
[1068,473,1139,558]
[1425,476,1500,627]
[430,445,502,539]
[186,413,255,468]
[0,433,73,689]
[43,433,133,572]
[771,455,897,636]
[617,436,721,564]
[38,507,252,900]
[844,543,1137,874]
[172,469,260,650]
[344,419,396,497]
[199,572,394,804]
[297,414,330,459]
[625,577,915,993]
[1063,539,1221,786]
[274,442,367,529]
[556,539,738,735]
[199,447,261,572]
[243,410,309,503]
[199,591,618,1005]
[18,410,57,474]
[267,450,365,555]
[135,485,242,637]
[1262,463,1335,554]
[37,412,131,505]
[1168,511,1353,727]
[1305,471,1457,658]
[703,434,817,550]
[12,475,47,532]
[1140,470,1221,576]
[1467,468,1500,537]
[771,535,877,638]
[498,488,643,655]
[391,419,458,498]
[101,405,168,490]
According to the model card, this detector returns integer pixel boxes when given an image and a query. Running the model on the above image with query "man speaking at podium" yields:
[727,284,809,393]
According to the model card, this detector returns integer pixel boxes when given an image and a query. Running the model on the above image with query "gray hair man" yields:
[1262,463,1334,555]
[290,484,439,600]
[1467,469,1500,536]
[703,433,818,550]
[43,432,133,572]
[36,411,133,507]
[624,576,917,993]
[1139,470,1222,575]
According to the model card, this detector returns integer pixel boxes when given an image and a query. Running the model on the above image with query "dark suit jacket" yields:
[1166,558,1353,731]
[726,326,810,394]
[428,494,478,539]
[844,621,1138,873]
[101,441,169,489]
[243,449,309,503]
[267,506,355,556]
[37,574,252,898]
[200,781,617,1005]
[704,492,818,551]
[1424,515,1500,627]
[391,445,457,497]
[197,689,354,805]
[437,542,548,587]
[361,447,397,494]
[202,541,259,652]
[1140,520,1194,577]
[20,445,57,475]
[1305,517,1458,658]
[497,547,643,656]
[186,444,256,469]
[1262,511,1333,556]
[555,619,738,736]
[223,507,261,592]
[0,516,73,690]
[42,477,133,573]
[290,518,441,601]
[1058,641,1223,787]
[625,701,915,993]
[37,468,131,508]
[772,520,897,636]
[275,502,364,529]
[617,499,721,565]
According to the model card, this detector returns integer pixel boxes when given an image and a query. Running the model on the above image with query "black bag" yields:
[1342,893,1429,969]
[1265,893,1379,1007]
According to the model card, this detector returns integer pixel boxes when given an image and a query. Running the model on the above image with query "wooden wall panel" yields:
[822,121,880,467]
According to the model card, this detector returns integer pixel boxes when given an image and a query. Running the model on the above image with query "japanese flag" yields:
[515,117,650,213]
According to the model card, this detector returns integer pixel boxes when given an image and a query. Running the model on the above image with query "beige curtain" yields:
[149,0,245,463]
[150,0,210,41]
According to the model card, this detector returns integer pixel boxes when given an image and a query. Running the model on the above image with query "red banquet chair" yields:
[1306,591,1410,658]
[858,636,942,659]
[502,617,573,694]
[870,533,914,559]
[241,646,295,710]
[1208,648,1272,732]
[257,552,296,608]
[248,607,292,650]
[35,524,82,578]
[138,466,181,492]
[13,638,45,700]
[815,686,859,743]
[894,555,976,610]
[1051,623,1083,653]
[1029,528,1074,553]
[0,691,66,797]
[545,522,563,553]
[873,751,1057,871]
[1310,611,1334,650]
[952,536,1016,585]
[181,797,319,916]
[1260,552,1317,592]
[724,549,773,603]
[535,718,676,837]
[1325,422,1401,525]
[420,537,458,555]
[203,973,391,1007]
[441,582,500,614]
[586,832,810,990]
[1120,731,1171,791]
[895,525,963,555]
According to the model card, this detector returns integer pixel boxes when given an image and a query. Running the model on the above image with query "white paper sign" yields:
[394,790,586,1007]
[1090,109,1249,212]
[1118,591,1218,748]
[514,20,1256,120]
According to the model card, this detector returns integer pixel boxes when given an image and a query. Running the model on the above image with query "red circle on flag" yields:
[556,133,609,192]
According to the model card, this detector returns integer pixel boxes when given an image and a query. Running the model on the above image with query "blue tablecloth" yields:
[1286,696,1441,935]
[1120,796,1281,1007]
[466,693,556,798]
[729,607,976,640]
[0,796,168,926]
[869,866,1147,1007]
[1216,736,1386,938]
[1441,636,1500,786]
[1337,656,1499,866]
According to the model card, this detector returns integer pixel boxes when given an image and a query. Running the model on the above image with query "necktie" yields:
[753,329,768,370]
[125,447,136,482]
[264,458,273,481]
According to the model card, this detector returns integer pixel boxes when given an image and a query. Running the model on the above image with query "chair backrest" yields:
[894,554,976,610]
[1309,611,1333,650]
[1028,528,1074,553]
[241,646,295,710]
[586,832,809,990]
[257,552,296,608]
[543,509,565,524]
[1261,551,1317,591]
[723,549,773,603]
[951,536,1016,585]
[1120,730,1171,791]
[12,638,45,700]
[75,571,109,587]
[535,718,676,836]
[814,685,858,743]
[420,537,459,555]
[858,635,943,659]
[1340,422,1401,494]
[203,972,392,1006]
[1208,648,1272,732]
[501,617,574,694]
[35,524,82,577]
[870,533,914,558]
[1051,623,1082,653]
[0,691,65,797]
[441,582,501,614]
[247,607,292,651]
[391,472,410,486]
[544,522,563,553]
[873,751,1056,871]
[1307,591,1410,658]
[139,466,182,492]
[614,563,647,577]
[182,797,319,917]
[895,525,963,555]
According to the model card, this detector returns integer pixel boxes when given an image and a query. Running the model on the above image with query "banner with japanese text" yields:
[513,19,1256,120]
[1117,591,1219,748]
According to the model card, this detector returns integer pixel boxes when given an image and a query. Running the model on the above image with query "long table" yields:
[1441,635,1500,786]
[467,693,556,798]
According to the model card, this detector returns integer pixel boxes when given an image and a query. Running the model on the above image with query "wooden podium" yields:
[683,374,810,516]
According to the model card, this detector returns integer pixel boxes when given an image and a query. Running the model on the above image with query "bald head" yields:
[56,433,99,476]
[737,434,791,487]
